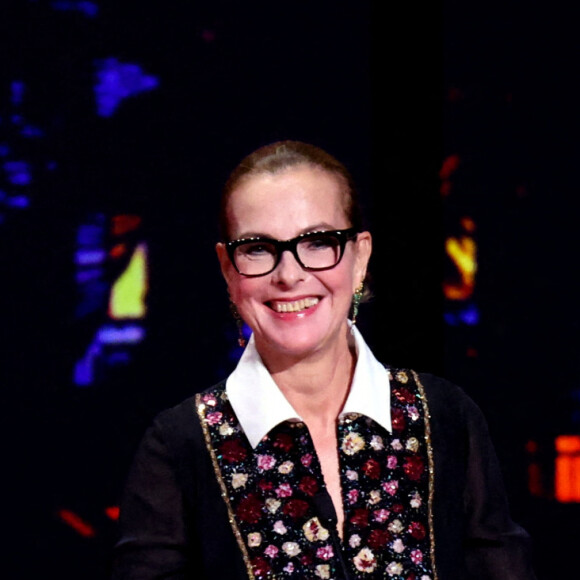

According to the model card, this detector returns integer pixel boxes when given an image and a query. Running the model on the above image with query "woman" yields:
[112,141,535,579]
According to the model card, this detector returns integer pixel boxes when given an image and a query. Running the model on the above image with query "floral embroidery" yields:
[353,547,377,573]
[247,532,262,547]
[197,368,436,579]
[303,517,330,542]
[341,432,366,455]
[232,472,248,489]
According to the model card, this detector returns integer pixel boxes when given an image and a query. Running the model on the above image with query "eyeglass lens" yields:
[233,232,343,276]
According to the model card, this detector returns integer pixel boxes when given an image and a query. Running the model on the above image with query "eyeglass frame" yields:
[224,227,359,277]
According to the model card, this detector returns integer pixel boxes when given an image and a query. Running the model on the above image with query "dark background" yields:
[2,1,578,578]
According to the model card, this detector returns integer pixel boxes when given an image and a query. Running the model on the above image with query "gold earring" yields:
[350,282,365,324]
[229,300,247,347]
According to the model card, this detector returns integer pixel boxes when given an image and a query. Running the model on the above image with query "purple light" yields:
[94,58,159,118]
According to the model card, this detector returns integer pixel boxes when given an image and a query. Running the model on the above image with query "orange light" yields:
[443,235,477,300]
[555,435,580,503]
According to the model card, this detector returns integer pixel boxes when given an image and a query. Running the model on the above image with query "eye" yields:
[237,241,276,258]
[302,233,339,251]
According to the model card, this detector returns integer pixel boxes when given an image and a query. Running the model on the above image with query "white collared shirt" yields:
[226,324,391,449]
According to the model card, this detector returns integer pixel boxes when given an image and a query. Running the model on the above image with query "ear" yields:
[353,231,372,289]
[216,242,236,288]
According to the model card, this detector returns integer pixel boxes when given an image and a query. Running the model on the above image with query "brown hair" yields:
[219,140,364,241]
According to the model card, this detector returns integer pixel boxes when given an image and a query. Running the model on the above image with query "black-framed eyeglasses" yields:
[225,228,359,277]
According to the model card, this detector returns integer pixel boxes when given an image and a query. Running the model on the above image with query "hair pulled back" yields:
[219,140,364,241]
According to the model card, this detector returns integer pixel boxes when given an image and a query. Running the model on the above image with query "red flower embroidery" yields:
[251,556,271,577]
[391,407,406,431]
[393,387,415,404]
[408,521,426,540]
[237,493,263,524]
[367,528,391,549]
[298,476,318,496]
[273,432,294,452]
[283,499,310,519]
[220,439,247,463]
[350,508,369,527]
[403,456,425,480]
[362,458,381,479]
[392,503,404,514]
[257,479,274,492]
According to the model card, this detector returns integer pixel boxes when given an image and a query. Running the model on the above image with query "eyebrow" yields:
[234,223,341,241]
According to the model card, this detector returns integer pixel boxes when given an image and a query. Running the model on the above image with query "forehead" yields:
[226,165,349,239]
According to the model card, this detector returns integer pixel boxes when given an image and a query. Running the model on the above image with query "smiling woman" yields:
[111,141,537,579]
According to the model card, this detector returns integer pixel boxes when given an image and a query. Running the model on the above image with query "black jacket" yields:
[112,373,536,579]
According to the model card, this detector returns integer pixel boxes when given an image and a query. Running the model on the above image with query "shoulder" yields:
[148,380,227,450]
[414,371,485,420]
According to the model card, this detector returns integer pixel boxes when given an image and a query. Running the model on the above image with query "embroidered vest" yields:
[195,369,437,579]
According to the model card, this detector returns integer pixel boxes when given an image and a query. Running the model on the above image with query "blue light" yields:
[97,324,146,344]
[7,195,30,208]
[77,222,105,246]
[74,339,102,387]
[94,58,159,118]
[459,303,480,326]
[21,125,45,138]
[50,1,99,18]
[444,303,480,327]
[75,249,107,265]
[3,160,32,186]
[10,81,25,106]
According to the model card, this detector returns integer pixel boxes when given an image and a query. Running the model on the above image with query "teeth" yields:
[273,297,319,313]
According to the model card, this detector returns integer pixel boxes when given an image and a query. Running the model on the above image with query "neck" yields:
[258,327,357,428]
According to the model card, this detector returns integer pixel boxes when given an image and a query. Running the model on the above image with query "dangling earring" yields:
[350,282,364,324]
[230,300,247,347]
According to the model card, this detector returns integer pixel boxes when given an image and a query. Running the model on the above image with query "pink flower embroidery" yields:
[276,483,293,498]
[382,480,399,496]
[256,454,276,471]
[316,545,334,560]
[373,509,390,523]
[264,545,279,558]
[206,411,223,425]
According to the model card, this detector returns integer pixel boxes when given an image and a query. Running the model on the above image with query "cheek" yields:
[230,278,261,306]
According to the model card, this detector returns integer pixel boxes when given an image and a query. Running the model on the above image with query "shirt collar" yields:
[226,324,391,449]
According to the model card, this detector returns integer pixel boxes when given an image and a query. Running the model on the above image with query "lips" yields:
[269,297,320,313]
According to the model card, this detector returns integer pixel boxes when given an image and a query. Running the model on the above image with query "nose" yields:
[271,248,305,286]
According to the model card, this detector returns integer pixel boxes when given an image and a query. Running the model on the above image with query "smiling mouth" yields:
[270,297,320,313]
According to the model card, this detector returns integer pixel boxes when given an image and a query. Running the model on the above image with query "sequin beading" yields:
[195,368,437,579]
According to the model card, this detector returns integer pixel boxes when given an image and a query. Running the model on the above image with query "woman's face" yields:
[217,164,372,364]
